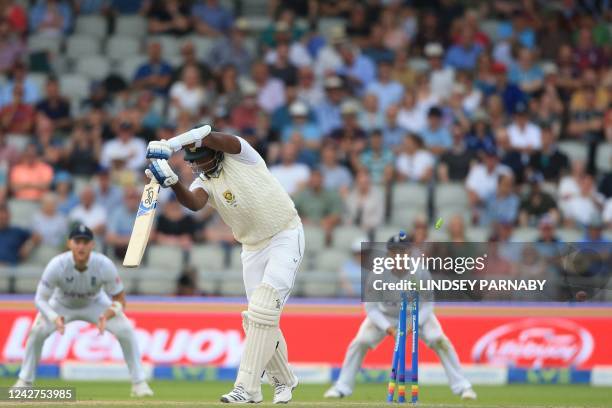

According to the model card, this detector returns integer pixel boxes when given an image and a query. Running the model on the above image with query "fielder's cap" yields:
[324,76,342,89]
[69,224,94,241]
[289,101,308,116]
[424,42,444,57]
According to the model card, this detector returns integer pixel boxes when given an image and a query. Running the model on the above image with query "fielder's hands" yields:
[54,316,65,335]
[146,140,173,160]
[386,326,397,338]
[146,159,178,187]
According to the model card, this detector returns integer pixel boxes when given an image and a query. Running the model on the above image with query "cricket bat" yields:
[123,178,160,268]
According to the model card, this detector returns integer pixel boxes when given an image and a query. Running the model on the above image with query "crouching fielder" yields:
[324,233,476,401]
[145,127,304,404]
[13,224,153,397]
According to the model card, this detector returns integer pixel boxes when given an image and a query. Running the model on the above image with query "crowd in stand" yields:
[0,0,610,273]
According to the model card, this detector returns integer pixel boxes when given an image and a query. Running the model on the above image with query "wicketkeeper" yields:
[324,232,476,400]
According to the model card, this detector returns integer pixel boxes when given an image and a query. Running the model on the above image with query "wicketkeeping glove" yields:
[145,159,178,187]
[146,140,173,160]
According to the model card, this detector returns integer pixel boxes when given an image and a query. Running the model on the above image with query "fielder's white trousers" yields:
[335,312,472,396]
[18,294,146,384]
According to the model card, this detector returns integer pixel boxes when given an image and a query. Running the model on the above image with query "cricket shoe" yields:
[323,387,347,398]
[11,379,33,388]
[460,387,477,400]
[131,381,154,397]
[220,385,263,404]
[272,374,299,404]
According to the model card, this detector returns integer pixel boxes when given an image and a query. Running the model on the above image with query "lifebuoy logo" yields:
[472,319,594,368]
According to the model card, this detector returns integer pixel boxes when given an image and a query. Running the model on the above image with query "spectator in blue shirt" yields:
[314,76,345,136]
[365,59,404,114]
[29,0,73,36]
[488,62,526,114]
[508,48,544,95]
[465,110,496,154]
[444,27,483,70]
[360,130,394,185]
[106,186,140,259]
[0,205,39,265]
[282,101,321,166]
[497,11,536,50]
[192,0,233,37]
[336,43,376,95]
[134,41,173,96]
[483,174,520,226]
[0,62,40,108]
[420,106,452,154]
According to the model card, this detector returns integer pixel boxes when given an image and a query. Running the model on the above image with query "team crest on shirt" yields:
[222,190,237,207]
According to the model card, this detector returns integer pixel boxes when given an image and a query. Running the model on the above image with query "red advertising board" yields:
[1,305,611,369]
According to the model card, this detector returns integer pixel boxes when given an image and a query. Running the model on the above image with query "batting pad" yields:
[241,311,294,386]
[236,284,282,394]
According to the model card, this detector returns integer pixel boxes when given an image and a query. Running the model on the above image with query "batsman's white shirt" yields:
[36,251,123,320]
[189,137,304,303]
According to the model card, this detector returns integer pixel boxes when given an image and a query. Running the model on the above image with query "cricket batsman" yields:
[13,224,153,397]
[324,231,477,401]
[145,126,303,404]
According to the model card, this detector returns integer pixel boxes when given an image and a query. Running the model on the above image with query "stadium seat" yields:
[389,207,426,230]
[148,36,181,59]
[190,244,225,272]
[29,245,59,266]
[316,248,348,273]
[219,273,245,296]
[332,225,366,251]
[59,74,90,101]
[512,227,539,242]
[8,199,40,228]
[391,183,428,225]
[118,55,147,81]
[107,36,141,61]
[66,35,101,59]
[115,267,136,294]
[375,225,405,241]
[27,34,61,54]
[75,15,107,38]
[75,56,111,81]
[428,227,447,242]
[138,278,175,295]
[228,246,243,272]
[146,245,185,274]
[14,277,39,294]
[300,272,338,297]
[115,15,147,37]
[558,141,588,163]
[303,225,326,251]
[557,228,582,242]
[596,142,612,173]
[435,183,468,212]
[186,36,215,60]
[466,227,489,242]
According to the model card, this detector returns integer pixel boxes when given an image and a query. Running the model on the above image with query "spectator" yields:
[483,174,520,226]
[64,123,102,176]
[281,101,321,164]
[314,26,344,79]
[296,66,324,108]
[396,134,434,183]
[489,62,526,114]
[329,100,367,164]
[68,186,107,236]
[135,90,164,137]
[0,83,34,133]
[438,123,475,182]
[339,238,365,296]
[465,110,495,154]
[494,127,526,184]
[336,42,376,95]
[535,215,561,244]
[391,48,418,90]
[93,168,123,210]
[100,122,147,171]
[215,64,242,112]
[506,102,542,153]
[0,126,18,166]
[169,64,206,120]
[0,62,40,108]
[362,24,394,65]
[420,106,452,155]
[603,198,612,229]
[563,175,604,228]
[528,125,570,183]
[133,41,173,96]
[294,169,343,242]
[33,114,63,169]
[344,170,384,232]
[0,17,25,74]
[582,216,609,244]
[568,85,604,142]
[365,59,403,114]
[314,76,345,136]
[29,0,72,36]
[31,192,67,248]
[53,171,78,215]
[446,214,467,242]
[319,143,352,194]
[358,93,384,132]
[559,160,586,215]
[192,0,233,37]
[397,90,426,135]
[509,48,544,95]
[208,19,252,75]
[270,142,310,195]
[381,105,405,151]
[106,186,140,258]
[359,130,394,185]
[174,40,213,86]
[444,26,483,70]
[265,22,311,69]
[573,28,606,71]
[1,1,27,34]
[519,174,559,227]
[9,143,54,201]
[176,266,200,296]
[155,195,195,250]
[425,42,453,101]
[147,0,191,36]
[230,81,261,132]
[268,40,298,86]
[0,204,39,265]
[251,60,285,114]
[35,76,71,131]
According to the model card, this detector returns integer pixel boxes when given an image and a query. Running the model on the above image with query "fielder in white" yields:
[13,224,153,397]
[324,232,477,400]
[146,127,304,404]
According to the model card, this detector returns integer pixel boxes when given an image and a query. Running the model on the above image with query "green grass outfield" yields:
[0,379,611,407]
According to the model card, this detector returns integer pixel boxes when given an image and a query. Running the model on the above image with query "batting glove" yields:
[145,159,178,187]
[146,140,173,160]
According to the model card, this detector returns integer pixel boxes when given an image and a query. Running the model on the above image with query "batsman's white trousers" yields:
[334,310,472,396]
[241,224,304,305]
[18,294,146,384]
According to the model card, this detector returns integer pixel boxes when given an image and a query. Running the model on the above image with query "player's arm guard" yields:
[146,159,178,188]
